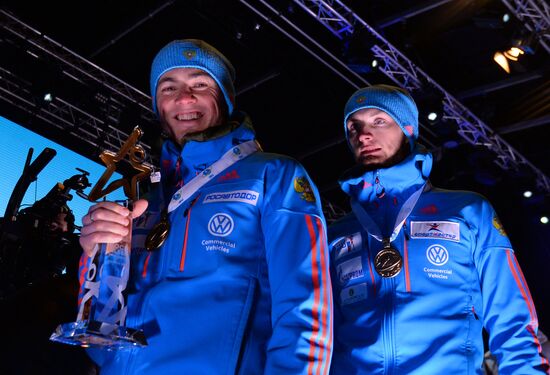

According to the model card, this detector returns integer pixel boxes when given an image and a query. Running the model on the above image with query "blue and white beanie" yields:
[150,39,236,116]
[344,84,419,150]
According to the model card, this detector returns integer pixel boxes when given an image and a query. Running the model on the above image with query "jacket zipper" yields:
[383,277,397,375]
[375,171,386,199]
[179,194,200,272]
[403,223,411,292]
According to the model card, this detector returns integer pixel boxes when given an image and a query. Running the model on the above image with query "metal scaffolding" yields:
[0,67,156,168]
[0,9,158,167]
[501,0,550,54]
[290,0,550,192]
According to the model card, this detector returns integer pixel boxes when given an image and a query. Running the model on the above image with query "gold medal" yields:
[145,212,170,251]
[374,241,402,278]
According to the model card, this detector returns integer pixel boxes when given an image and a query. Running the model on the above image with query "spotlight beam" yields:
[377,0,454,29]
[497,115,550,135]
[455,70,545,99]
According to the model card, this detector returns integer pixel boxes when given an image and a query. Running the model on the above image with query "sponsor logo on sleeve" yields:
[410,221,460,242]
[331,232,362,260]
[293,176,316,203]
[203,190,259,206]
[337,256,364,285]
[340,282,368,305]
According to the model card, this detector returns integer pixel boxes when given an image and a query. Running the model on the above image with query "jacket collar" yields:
[160,111,256,199]
[339,144,433,204]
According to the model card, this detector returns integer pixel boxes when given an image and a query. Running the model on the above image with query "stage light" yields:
[493,52,510,73]
[371,59,379,68]
[502,13,510,23]
[503,47,524,61]
[493,32,535,74]
[424,104,443,125]
[94,92,108,104]
[415,88,444,126]
[43,93,54,102]
[541,216,549,224]
[443,140,459,149]
[523,190,533,198]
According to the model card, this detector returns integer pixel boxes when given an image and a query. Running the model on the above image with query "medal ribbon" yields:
[167,140,260,213]
[351,182,426,244]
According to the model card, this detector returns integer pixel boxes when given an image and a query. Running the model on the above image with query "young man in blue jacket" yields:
[78,39,332,374]
[328,84,549,374]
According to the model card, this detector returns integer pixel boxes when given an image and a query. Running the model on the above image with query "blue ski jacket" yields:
[80,116,333,374]
[328,146,548,374]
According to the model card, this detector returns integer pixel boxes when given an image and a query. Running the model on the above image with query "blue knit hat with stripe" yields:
[344,84,419,150]
[150,39,236,116]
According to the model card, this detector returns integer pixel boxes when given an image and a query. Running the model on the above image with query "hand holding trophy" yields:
[50,126,152,349]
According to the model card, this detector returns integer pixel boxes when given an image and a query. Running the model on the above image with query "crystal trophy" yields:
[50,126,152,349]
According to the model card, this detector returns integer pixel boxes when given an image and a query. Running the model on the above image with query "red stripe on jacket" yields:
[316,218,333,375]
[305,215,323,375]
[506,250,549,369]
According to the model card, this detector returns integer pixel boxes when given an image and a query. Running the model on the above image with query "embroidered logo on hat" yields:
[183,49,196,59]
[343,85,420,151]
[151,39,237,116]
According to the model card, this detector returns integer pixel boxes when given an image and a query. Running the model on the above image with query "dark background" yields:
[1,0,549,358]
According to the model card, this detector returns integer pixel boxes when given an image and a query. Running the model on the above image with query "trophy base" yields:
[50,320,147,349]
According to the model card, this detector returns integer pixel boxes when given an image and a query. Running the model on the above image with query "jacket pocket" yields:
[227,277,258,375]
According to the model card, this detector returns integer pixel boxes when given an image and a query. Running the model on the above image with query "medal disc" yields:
[145,220,170,251]
[374,246,403,278]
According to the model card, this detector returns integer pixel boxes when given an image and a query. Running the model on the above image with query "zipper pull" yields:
[375,173,386,198]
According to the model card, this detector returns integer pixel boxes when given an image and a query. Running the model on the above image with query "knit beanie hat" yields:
[343,84,419,150]
[150,39,236,116]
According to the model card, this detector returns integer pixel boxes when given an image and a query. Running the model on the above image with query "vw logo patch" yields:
[426,244,449,266]
[208,213,234,237]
